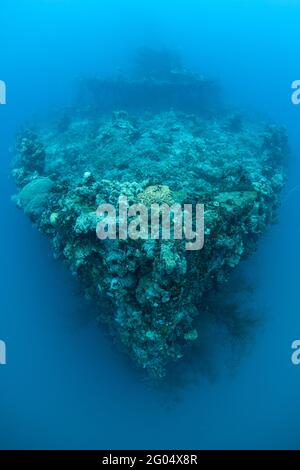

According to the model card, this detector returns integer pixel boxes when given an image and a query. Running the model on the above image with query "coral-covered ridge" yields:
[12,52,287,377]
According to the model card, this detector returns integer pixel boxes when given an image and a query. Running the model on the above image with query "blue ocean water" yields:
[1,0,300,450]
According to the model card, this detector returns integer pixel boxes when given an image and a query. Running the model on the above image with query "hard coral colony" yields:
[12,50,288,378]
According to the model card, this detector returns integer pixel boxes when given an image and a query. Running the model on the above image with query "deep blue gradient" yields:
[1,0,300,449]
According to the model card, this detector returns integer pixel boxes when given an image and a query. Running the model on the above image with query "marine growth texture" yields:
[12,51,288,378]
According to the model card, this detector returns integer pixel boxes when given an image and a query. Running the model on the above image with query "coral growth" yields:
[12,55,288,378]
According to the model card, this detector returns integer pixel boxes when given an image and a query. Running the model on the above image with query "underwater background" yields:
[1,0,300,450]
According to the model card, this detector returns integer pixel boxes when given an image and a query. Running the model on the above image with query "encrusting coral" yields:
[12,50,288,378]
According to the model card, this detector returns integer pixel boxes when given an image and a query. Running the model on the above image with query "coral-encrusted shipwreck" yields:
[12,51,288,378]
